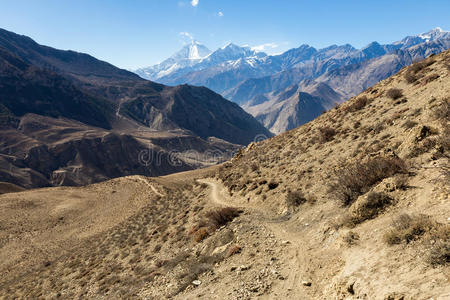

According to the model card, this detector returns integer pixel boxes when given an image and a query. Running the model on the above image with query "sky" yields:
[1,0,449,69]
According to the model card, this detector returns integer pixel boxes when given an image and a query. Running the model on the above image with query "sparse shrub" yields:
[384,214,433,245]
[428,225,450,266]
[432,98,450,121]
[205,207,240,229]
[422,73,440,84]
[225,244,242,258]
[330,156,407,206]
[343,231,360,245]
[318,126,337,143]
[193,227,209,242]
[386,88,403,100]
[341,192,392,227]
[353,192,392,222]
[404,70,417,83]
[402,120,418,129]
[346,96,369,112]
[286,190,307,208]
[268,181,279,190]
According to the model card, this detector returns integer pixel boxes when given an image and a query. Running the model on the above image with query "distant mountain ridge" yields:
[0,28,271,188]
[135,28,450,133]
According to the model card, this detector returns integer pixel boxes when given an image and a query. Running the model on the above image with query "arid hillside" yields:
[0,51,448,299]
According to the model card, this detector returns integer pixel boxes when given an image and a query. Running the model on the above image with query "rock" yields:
[192,280,202,286]
[302,280,312,286]
[237,265,251,272]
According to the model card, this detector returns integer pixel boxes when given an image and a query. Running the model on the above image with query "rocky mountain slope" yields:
[2,50,448,299]
[137,28,450,133]
[0,28,271,188]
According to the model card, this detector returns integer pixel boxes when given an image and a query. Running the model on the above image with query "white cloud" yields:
[217,11,224,17]
[191,0,199,7]
[251,43,279,53]
[179,32,194,44]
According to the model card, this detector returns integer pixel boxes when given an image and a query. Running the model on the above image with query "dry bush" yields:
[319,126,337,143]
[341,192,392,227]
[410,58,435,73]
[205,207,240,230]
[384,214,433,245]
[404,70,417,83]
[432,98,450,121]
[268,181,279,190]
[343,231,360,245]
[329,156,407,206]
[428,225,450,266]
[402,120,418,129]
[346,96,369,112]
[225,244,242,258]
[353,192,392,222]
[191,226,209,242]
[386,88,403,100]
[286,190,307,208]
[422,73,440,84]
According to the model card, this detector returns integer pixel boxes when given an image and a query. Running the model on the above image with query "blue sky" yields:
[1,0,449,69]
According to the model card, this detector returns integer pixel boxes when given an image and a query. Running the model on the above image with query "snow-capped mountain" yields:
[134,28,450,133]
[135,41,211,80]
[393,27,450,49]
[136,42,267,83]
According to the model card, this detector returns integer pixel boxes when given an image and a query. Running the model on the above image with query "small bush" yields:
[428,225,450,266]
[286,190,307,208]
[319,126,337,143]
[225,244,242,258]
[432,98,450,121]
[268,181,279,190]
[346,96,369,112]
[404,70,417,83]
[330,156,407,206]
[192,227,209,242]
[402,120,418,129]
[386,88,403,100]
[354,192,392,221]
[205,207,240,229]
[422,74,439,84]
[343,231,360,245]
[384,214,433,245]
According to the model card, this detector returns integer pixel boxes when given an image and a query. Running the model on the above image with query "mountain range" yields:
[136,28,450,133]
[0,28,271,188]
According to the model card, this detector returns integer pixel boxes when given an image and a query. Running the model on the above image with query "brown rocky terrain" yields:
[0,28,271,188]
[0,50,449,299]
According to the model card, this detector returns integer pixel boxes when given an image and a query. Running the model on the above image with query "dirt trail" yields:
[135,176,164,197]
[196,178,311,299]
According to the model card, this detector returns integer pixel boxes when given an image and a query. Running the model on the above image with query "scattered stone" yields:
[302,280,312,286]
[237,265,251,271]
[192,280,202,286]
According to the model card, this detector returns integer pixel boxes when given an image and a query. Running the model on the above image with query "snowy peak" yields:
[394,27,450,48]
[205,43,266,62]
[170,41,211,61]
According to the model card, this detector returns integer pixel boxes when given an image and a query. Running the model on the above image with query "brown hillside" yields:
[0,51,449,299]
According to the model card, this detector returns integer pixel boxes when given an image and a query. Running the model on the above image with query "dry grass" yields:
[330,157,407,206]
[384,214,433,245]
[343,231,360,246]
[206,207,240,229]
[345,96,369,112]
[225,244,242,258]
[428,225,450,266]
[386,88,403,100]
[286,190,307,208]
[318,126,337,143]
